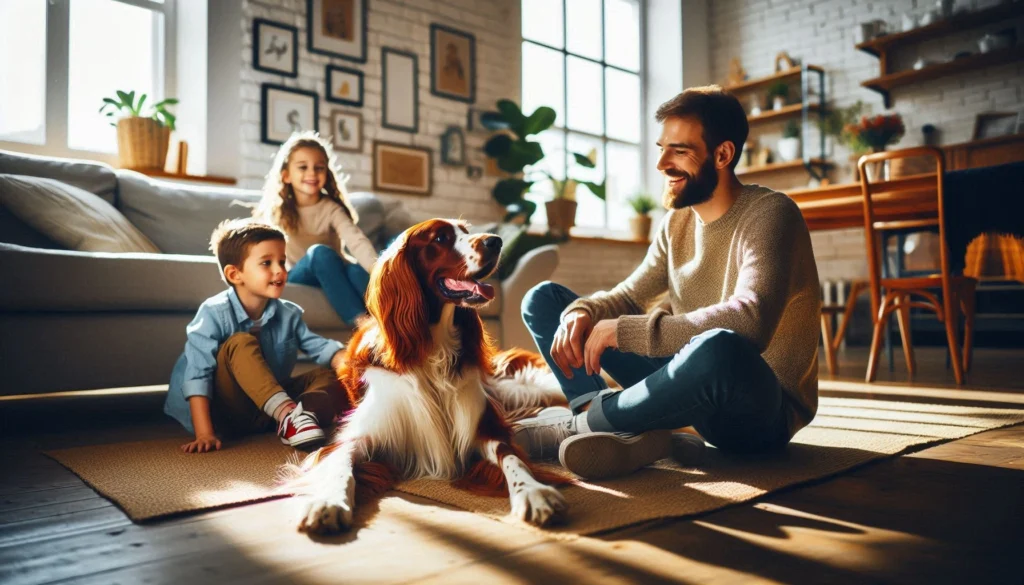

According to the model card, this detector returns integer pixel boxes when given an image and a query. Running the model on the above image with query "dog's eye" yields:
[434,233,449,244]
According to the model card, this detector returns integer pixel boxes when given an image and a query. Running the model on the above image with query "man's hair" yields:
[209,219,285,277]
[655,85,749,170]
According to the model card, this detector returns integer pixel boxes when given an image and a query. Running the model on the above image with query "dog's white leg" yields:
[297,438,367,534]
[479,440,567,527]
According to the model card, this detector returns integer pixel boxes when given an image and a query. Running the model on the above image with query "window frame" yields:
[0,0,176,165]
[522,0,647,232]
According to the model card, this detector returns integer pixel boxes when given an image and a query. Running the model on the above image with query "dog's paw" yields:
[510,484,567,527]
[297,496,354,534]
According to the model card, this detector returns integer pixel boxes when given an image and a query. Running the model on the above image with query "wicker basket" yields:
[116,117,171,170]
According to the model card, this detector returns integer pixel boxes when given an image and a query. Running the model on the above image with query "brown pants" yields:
[212,333,342,437]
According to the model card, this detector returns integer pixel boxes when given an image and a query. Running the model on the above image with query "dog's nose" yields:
[483,236,502,251]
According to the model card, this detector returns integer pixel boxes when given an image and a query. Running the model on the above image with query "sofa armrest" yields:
[498,244,559,350]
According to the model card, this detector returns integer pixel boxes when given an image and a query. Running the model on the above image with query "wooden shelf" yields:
[736,158,832,177]
[128,168,238,185]
[748,103,821,125]
[862,45,1024,106]
[724,65,824,94]
[856,2,1024,57]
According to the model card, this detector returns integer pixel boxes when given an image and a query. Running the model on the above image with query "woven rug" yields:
[45,396,1024,535]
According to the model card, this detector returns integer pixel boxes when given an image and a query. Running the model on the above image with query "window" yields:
[521,0,644,232]
[0,0,173,158]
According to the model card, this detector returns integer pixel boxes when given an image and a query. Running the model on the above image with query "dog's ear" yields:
[367,233,430,371]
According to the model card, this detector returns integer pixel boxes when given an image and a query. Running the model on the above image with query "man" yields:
[516,86,821,480]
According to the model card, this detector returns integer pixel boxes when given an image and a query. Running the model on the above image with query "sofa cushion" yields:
[0,205,64,249]
[0,175,160,253]
[116,170,260,255]
[0,149,118,205]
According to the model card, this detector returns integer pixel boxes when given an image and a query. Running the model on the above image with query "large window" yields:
[521,0,644,232]
[0,0,173,159]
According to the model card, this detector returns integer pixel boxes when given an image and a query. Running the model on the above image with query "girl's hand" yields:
[181,434,222,454]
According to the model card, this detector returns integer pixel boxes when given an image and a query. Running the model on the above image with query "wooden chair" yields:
[820,280,869,376]
[858,147,977,384]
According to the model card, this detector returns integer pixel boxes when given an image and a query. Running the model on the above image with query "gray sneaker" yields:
[558,430,674,480]
[512,406,576,461]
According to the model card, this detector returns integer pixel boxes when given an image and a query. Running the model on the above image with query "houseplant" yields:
[842,111,905,180]
[777,120,801,161]
[626,192,657,241]
[99,90,178,170]
[766,81,788,110]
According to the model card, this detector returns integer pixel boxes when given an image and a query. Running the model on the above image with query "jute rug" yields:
[45,396,1024,535]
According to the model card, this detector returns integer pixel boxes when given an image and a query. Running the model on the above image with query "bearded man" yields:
[515,86,821,479]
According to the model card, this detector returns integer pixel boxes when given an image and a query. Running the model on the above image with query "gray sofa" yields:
[0,149,558,396]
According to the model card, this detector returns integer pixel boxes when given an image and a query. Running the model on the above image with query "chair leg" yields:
[942,297,966,385]
[961,283,977,373]
[866,293,891,383]
[894,293,916,376]
[820,313,837,376]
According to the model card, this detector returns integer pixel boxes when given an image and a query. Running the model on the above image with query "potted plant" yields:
[626,192,657,241]
[766,81,789,111]
[777,120,802,162]
[483,99,605,236]
[99,90,178,171]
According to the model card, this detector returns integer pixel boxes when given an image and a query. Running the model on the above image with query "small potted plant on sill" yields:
[99,90,178,171]
[626,192,657,242]
[766,81,789,111]
[777,120,802,162]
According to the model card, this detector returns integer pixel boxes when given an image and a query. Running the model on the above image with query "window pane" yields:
[522,0,563,48]
[567,132,605,229]
[566,56,603,135]
[522,42,565,128]
[68,0,162,154]
[604,0,640,71]
[0,1,46,145]
[606,142,643,231]
[524,129,566,226]
[566,0,601,60]
[605,69,640,143]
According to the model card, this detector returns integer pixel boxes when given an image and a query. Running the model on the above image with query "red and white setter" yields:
[287,219,567,534]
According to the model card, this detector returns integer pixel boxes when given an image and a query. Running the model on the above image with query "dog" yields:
[286,219,567,534]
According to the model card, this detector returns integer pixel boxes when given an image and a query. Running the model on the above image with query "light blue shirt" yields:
[164,287,343,433]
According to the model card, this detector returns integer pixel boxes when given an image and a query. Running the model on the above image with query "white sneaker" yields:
[512,406,577,461]
[277,402,325,450]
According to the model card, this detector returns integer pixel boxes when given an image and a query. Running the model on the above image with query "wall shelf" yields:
[736,158,832,177]
[855,2,1024,57]
[129,169,238,185]
[724,65,824,94]
[748,103,821,125]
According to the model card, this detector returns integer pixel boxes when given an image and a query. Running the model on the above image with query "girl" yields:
[255,131,378,325]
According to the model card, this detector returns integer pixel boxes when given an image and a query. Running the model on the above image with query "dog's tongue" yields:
[444,278,495,300]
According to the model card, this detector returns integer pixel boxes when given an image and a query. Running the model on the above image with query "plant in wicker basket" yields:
[99,90,178,171]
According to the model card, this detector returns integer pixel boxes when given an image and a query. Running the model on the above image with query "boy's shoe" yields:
[558,430,674,480]
[278,402,326,450]
[670,432,707,466]
[512,406,577,461]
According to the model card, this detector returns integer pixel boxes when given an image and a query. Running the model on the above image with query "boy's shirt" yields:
[164,287,343,433]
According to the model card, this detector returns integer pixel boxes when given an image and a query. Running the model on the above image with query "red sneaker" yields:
[277,402,325,450]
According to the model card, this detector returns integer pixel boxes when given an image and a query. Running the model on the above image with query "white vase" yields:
[777,137,801,162]
[772,96,786,111]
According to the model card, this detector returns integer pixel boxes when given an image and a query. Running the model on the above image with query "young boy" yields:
[164,219,347,453]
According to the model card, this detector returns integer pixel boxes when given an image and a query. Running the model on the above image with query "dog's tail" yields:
[485,349,566,422]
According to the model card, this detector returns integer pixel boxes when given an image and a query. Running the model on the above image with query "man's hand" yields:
[551,311,593,378]
[181,434,222,454]
[330,349,346,372]
[584,318,619,376]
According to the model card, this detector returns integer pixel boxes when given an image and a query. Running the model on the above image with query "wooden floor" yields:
[2,347,1023,585]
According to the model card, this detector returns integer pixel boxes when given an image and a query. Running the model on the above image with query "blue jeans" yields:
[522,282,792,453]
[288,245,370,325]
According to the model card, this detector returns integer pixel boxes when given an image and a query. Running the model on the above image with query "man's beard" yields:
[663,156,719,210]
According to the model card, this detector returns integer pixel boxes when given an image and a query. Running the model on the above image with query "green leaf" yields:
[522,106,556,137]
[136,94,147,115]
[578,180,606,200]
[572,152,596,168]
[127,90,136,110]
[503,199,537,224]
[496,99,526,137]
[498,140,544,173]
[492,178,533,206]
[483,134,513,158]
[116,90,131,107]
[155,98,179,106]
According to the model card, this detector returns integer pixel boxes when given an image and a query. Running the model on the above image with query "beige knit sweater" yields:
[285,198,378,272]
[565,184,821,435]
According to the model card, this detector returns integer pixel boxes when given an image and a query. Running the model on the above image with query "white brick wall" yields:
[708,0,1024,281]
[549,240,648,296]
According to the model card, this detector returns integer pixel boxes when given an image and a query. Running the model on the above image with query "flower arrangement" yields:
[843,113,905,152]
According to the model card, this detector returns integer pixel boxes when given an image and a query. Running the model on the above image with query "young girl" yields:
[254,131,378,325]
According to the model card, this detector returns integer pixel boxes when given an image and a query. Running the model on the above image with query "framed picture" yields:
[430,24,475,103]
[260,84,319,145]
[252,19,298,77]
[972,111,1021,140]
[330,110,362,152]
[306,0,367,63]
[382,47,419,133]
[440,125,465,165]
[373,141,432,196]
[326,65,364,107]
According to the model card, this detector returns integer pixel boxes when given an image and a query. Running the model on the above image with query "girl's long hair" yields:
[253,131,358,234]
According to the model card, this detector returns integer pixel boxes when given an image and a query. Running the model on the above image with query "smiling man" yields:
[515,86,822,480]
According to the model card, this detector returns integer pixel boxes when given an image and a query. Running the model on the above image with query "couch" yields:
[0,149,558,396]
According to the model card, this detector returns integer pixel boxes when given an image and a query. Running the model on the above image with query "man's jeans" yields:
[522,282,792,453]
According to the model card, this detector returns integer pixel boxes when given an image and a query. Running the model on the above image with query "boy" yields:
[164,219,347,453]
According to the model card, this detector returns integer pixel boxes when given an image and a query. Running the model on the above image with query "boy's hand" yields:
[330,349,346,372]
[181,434,222,454]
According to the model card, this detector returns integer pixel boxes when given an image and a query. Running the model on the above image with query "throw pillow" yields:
[0,174,161,253]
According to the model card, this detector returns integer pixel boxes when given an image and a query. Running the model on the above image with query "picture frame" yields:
[252,19,298,77]
[430,24,476,103]
[972,111,1021,140]
[330,110,362,153]
[306,0,367,63]
[260,84,319,146]
[326,65,364,107]
[382,47,419,133]
[440,125,465,165]
[373,141,432,196]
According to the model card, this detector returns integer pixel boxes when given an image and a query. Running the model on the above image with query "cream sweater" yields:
[285,198,378,272]
[565,184,821,435]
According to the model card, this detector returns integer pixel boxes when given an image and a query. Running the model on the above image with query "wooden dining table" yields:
[788,173,940,232]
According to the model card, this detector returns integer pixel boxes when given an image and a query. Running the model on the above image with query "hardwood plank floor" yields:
[1,347,1022,584]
